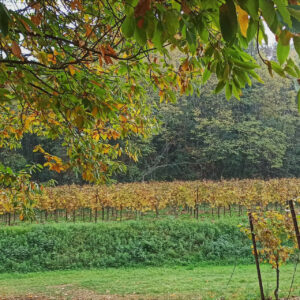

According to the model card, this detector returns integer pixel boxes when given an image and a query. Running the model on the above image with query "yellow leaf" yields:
[91,106,98,116]
[68,65,76,76]
[236,5,249,38]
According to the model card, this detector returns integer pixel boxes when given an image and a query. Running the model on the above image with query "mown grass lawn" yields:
[0,264,299,299]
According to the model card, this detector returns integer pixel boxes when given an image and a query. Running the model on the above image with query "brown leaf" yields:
[19,18,32,32]
[134,0,151,18]
[31,13,42,26]
[181,0,191,14]
[11,41,22,59]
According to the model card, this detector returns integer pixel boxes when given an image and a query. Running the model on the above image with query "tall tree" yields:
[0,0,299,181]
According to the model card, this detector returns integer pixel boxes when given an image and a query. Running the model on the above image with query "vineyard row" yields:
[0,178,299,224]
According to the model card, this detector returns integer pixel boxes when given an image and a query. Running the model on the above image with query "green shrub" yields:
[0,220,252,272]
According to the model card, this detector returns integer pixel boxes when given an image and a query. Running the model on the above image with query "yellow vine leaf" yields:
[68,65,76,76]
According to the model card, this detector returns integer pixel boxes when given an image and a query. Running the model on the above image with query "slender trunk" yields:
[274,260,279,300]
[248,212,265,300]
[106,207,110,221]
[155,204,159,218]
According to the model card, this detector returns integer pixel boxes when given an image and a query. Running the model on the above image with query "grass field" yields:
[0,264,299,299]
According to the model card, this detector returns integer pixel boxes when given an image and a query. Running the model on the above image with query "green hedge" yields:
[0,220,252,272]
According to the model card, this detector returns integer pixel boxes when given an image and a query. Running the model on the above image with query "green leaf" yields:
[219,0,238,43]
[0,3,10,36]
[231,58,259,70]
[146,15,156,40]
[248,69,264,83]
[277,8,300,33]
[274,0,292,28]
[259,0,276,28]
[134,23,147,46]
[286,58,300,77]
[237,0,259,20]
[152,22,163,50]
[247,18,257,41]
[122,14,136,38]
[270,61,286,77]
[284,65,297,77]
[231,80,241,100]
[225,82,232,100]
[277,40,290,65]
[293,36,300,57]
[202,68,211,84]
[288,5,300,21]
[214,80,226,94]
[186,26,196,48]
[163,10,179,37]
[235,68,252,86]
[197,16,209,43]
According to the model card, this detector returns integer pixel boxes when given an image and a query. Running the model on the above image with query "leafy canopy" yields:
[0,0,300,182]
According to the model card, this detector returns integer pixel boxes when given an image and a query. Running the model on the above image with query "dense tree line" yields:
[119,67,300,182]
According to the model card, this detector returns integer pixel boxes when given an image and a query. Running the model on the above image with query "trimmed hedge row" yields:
[0,220,252,272]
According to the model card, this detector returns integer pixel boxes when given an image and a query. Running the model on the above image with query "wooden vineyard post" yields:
[288,200,300,250]
[248,212,265,300]
[95,190,98,223]
[102,206,105,221]
[94,207,98,223]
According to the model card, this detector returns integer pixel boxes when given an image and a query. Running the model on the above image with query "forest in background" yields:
[1,47,299,185]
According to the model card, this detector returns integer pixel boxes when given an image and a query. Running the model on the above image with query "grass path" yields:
[0,264,299,299]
